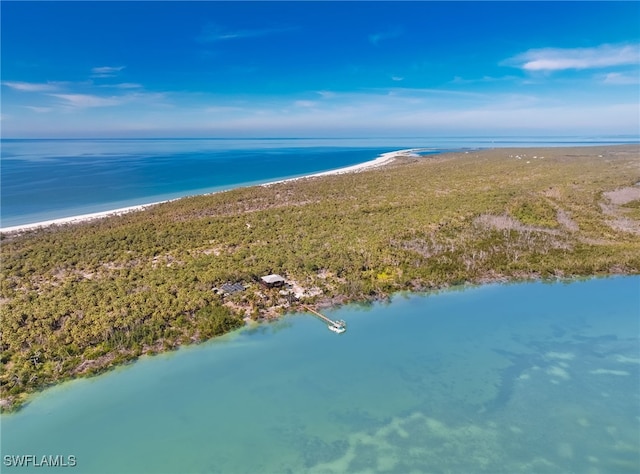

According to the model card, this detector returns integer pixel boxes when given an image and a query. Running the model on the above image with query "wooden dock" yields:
[302,305,344,328]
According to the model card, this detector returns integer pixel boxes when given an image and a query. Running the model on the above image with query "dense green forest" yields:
[1,145,639,411]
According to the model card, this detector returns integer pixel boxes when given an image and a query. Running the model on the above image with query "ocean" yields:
[1,136,637,228]
[1,276,638,473]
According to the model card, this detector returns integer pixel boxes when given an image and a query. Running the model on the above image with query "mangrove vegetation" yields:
[1,145,639,411]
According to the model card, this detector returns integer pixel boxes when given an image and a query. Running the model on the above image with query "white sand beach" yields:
[0,148,423,234]
[0,204,163,234]
[261,148,422,186]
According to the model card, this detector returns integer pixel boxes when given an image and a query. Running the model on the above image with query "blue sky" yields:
[2,1,639,138]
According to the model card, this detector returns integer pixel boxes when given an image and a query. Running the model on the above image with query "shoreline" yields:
[1,144,638,413]
[0,148,422,234]
[2,273,637,414]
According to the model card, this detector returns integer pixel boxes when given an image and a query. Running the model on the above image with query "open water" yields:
[2,276,639,473]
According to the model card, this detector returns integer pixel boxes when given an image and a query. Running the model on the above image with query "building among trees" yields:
[260,274,286,288]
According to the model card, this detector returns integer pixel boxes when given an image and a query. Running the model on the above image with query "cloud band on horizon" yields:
[506,43,640,72]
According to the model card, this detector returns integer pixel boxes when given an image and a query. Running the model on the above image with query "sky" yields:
[1,1,639,138]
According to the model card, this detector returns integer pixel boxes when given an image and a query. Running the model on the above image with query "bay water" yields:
[2,276,639,473]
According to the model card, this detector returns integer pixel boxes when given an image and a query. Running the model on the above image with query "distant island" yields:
[1,145,639,412]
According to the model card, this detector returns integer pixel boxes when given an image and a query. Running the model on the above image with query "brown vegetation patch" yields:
[474,214,529,232]
[473,214,564,236]
[603,217,640,235]
[603,186,640,206]
[556,209,579,232]
[600,185,640,235]
[73,352,117,375]
[151,254,184,268]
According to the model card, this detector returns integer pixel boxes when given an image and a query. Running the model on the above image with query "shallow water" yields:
[2,276,639,473]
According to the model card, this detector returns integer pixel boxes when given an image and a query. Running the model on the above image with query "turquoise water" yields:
[0,139,397,227]
[2,276,639,473]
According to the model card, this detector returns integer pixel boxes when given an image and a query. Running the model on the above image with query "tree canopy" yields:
[2,145,639,411]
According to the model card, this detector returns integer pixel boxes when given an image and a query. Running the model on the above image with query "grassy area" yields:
[1,145,639,411]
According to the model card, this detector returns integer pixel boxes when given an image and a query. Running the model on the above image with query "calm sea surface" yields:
[2,276,639,474]
[1,137,637,227]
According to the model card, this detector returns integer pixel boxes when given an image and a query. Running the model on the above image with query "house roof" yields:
[261,274,285,284]
[220,282,245,294]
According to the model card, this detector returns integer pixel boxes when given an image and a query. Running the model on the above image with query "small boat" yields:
[328,324,346,334]
[328,320,347,334]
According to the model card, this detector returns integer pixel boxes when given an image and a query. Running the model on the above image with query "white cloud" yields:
[391,76,404,82]
[2,81,59,92]
[5,79,638,137]
[193,100,636,136]
[602,72,639,85]
[316,90,336,99]
[198,24,296,43]
[24,106,53,113]
[101,83,143,89]
[204,105,245,114]
[47,89,167,109]
[505,44,640,72]
[185,89,633,135]
[379,87,488,100]
[91,66,125,74]
[91,66,125,78]
[451,75,518,85]
[294,100,317,108]
[49,93,122,108]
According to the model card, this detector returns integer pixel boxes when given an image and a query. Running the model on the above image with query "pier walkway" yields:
[302,305,346,332]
